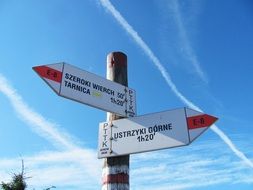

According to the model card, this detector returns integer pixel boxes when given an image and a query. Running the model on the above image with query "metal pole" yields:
[102,52,129,190]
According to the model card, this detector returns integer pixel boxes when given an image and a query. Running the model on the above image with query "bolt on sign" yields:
[98,107,217,158]
[33,63,136,117]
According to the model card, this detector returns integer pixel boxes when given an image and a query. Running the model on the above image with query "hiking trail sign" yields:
[98,107,217,158]
[33,62,136,117]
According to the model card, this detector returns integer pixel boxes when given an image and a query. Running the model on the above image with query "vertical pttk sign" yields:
[33,62,136,117]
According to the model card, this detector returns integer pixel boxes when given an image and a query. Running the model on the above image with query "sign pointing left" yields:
[33,64,63,94]
[33,62,136,117]
[33,65,62,83]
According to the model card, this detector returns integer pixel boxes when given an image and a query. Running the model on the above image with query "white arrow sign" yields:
[98,107,217,158]
[33,62,136,117]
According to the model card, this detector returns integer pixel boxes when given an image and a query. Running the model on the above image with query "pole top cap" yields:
[107,52,127,68]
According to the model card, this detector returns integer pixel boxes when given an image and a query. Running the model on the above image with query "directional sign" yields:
[98,107,217,158]
[33,62,136,117]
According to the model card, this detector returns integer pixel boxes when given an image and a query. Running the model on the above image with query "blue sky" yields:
[0,0,253,189]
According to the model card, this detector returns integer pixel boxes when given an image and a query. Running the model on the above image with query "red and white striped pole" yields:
[102,52,129,190]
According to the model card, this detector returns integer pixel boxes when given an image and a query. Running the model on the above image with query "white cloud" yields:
[0,150,101,189]
[99,0,253,170]
[1,139,252,190]
[130,140,253,190]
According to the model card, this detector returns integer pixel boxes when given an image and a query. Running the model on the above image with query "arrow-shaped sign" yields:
[33,63,136,117]
[98,107,217,158]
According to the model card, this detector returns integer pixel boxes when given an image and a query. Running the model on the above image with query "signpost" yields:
[98,107,217,158]
[33,52,218,190]
[33,62,136,117]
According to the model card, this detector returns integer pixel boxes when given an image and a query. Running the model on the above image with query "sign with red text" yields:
[33,62,136,117]
[98,107,217,158]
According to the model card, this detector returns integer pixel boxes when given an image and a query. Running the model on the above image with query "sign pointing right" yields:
[186,109,217,142]
[98,107,218,158]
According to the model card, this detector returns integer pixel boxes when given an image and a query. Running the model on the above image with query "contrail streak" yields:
[0,73,100,178]
[171,0,208,83]
[99,0,253,168]
[0,74,76,150]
